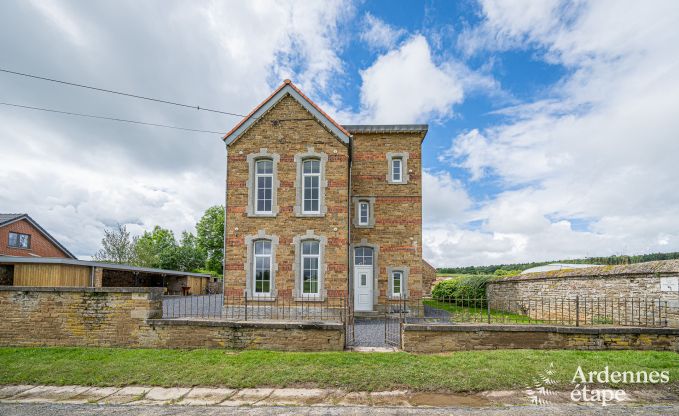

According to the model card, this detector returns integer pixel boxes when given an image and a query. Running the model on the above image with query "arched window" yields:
[354,247,373,265]
[301,240,320,295]
[255,159,273,214]
[253,239,272,295]
[302,159,320,214]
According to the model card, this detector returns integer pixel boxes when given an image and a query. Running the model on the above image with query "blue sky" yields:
[1,0,678,266]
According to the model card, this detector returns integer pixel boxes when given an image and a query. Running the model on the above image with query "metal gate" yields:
[344,297,356,347]
[385,297,406,347]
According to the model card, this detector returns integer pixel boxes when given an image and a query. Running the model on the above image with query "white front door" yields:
[354,265,373,311]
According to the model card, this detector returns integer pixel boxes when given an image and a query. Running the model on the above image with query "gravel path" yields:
[352,318,388,347]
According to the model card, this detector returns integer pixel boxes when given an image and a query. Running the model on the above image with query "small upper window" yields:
[8,232,30,249]
[255,159,273,214]
[354,247,373,266]
[302,159,321,214]
[391,158,402,183]
[358,202,369,225]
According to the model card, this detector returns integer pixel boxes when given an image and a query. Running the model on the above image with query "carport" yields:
[0,256,212,295]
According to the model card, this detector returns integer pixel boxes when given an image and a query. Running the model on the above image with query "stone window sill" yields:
[295,213,326,218]
[294,296,326,302]
[249,296,276,302]
[248,213,277,218]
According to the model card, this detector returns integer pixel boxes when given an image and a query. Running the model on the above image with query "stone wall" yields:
[403,324,679,353]
[487,261,679,326]
[0,287,344,351]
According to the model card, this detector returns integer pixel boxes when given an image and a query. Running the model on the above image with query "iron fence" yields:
[408,295,675,327]
[161,292,677,328]
[162,292,349,323]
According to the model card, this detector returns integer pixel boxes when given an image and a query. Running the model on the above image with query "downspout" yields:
[223,144,228,302]
[347,139,352,300]
[90,266,95,287]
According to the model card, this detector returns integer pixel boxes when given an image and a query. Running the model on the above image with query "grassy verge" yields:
[423,299,541,324]
[1,348,677,392]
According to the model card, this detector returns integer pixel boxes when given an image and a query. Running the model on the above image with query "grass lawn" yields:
[423,299,541,324]
[1,347,677,392]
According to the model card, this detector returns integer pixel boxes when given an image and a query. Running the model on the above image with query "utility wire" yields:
[0,102,227,134]
[0,68,248,118]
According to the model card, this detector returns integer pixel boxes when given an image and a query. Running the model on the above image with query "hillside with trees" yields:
[438,252,679,275]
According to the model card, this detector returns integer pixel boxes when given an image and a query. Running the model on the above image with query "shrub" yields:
[431,275,496,301]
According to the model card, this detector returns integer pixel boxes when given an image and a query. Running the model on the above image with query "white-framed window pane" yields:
[256,160,273,174]
[303,175,319,213]
[392,159,402,182]
[255,159,273,213]
[303,159,320,174]
[359,202,369,225]
[302,240,319,255]
[392,271,402,295]
[256,176,272,212]
[302,257,319,294]
[354,247,373,265]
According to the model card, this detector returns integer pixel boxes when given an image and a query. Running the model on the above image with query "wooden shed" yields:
[0,256,212,295]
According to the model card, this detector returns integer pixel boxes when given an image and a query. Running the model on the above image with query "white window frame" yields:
[391,158,403,183]
[301,240,321,296]
[302,158,321,214]
[391,270,403,297]
[253,240,272,296]
[254,159,273,214]
[358,201,369,226]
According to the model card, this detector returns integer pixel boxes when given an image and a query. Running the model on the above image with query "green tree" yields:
[134,226,178,270]
[176,231,207,272]
[93,224,137,264]
[196,205,224,275]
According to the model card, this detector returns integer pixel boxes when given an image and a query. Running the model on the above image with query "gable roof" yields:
[223,80,351,146]
[0,213,77,259]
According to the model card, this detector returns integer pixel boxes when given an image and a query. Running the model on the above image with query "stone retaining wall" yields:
[486,261,679,326]
[402,324,679,353]
[0,286,344,351]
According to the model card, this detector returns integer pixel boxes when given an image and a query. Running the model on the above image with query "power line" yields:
[0,68,248,118]
[0,101,227,134]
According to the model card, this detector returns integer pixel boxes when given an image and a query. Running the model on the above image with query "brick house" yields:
[223,80,426,312]
[0,213,75,259]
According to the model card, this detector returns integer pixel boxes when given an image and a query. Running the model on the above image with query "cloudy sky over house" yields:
[1,0,678,266]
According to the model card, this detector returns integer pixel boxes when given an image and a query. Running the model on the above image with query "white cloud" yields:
[427,0,679,267]
[357,35,466,123]
[0,0,353,258]
[360,13,406,50]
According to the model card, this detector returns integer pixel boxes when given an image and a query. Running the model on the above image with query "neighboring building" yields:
[422,259,437,295]
[223,80,426,312]
[521,263,598,274]
[0,256,211,294]
[0,213,75,259]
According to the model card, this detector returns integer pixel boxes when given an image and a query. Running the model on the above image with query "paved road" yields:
[1,403,676,415]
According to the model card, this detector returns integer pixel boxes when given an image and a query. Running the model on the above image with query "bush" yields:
[431,275,496,301]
